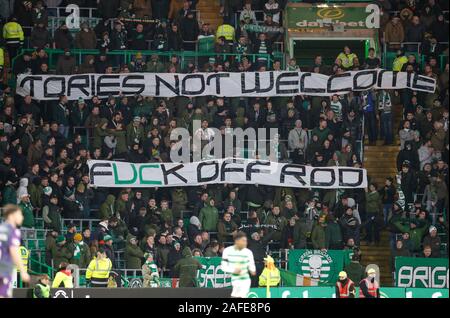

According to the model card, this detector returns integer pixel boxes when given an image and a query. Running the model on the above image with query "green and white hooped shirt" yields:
[221,246,256,281]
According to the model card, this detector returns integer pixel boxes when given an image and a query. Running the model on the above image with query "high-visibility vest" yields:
[0,48,4,68]
[51,270,74,288]
[2,22,25,44]
[18,246,29,272]
[359,278,379,298]
[258,268,281,287]
[86,257,112,286]
[216,24,235,42]
[33,283,50,298]
[336,279,354,298]
[337,52,357,69]
[392,56,407,72]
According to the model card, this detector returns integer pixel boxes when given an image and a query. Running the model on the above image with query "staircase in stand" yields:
[197,0,222,31]
[361,103,404,287]
[359,230,393,286]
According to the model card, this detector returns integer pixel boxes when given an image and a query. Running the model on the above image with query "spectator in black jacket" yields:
[167,23,183,51]
[53,23,73,50]
[180,11,199,51]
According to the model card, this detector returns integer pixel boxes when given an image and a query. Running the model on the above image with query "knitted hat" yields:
[103,235,113,241]
[73,233,82,242]
[429,225,437,233]
[56,235,66,243]
[144,252,153,259]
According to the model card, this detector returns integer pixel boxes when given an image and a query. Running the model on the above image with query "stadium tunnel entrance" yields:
[293,39,373,69]
[284,1,380,68]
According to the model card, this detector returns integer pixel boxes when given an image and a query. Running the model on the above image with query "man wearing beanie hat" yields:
[18,192,34,229]
[422,225,442,258]
[69,233,92,268]
[51,235,73,268]
[125,234,145,269]
[103,235,116,269]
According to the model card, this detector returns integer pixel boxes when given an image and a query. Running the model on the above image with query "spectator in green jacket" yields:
[1,177,18,205]
[51,235,73,267]
[173,247,202,287]
[344,254,365,284]
[114,191,130,219]
[392,210,430,253]
[365,183,383,245]
[171,187,188,220]
[325,215,343,250]
[69,233,92,268]
[99,195,116,220]
[28,177,43,210]
[199,198,219,232]
[146,54,165,73]
[159,199,174,228]
[311,215,327,250]
[18,193,34,228]
[125,234,145,269]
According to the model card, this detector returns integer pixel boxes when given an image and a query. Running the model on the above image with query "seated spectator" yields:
[240,1,257,24]
[335,46,358,70]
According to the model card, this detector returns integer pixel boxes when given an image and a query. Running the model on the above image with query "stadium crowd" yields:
[0,0,449,286]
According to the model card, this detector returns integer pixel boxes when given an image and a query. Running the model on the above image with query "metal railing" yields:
[47,16,102,37]
[14,48,278,71]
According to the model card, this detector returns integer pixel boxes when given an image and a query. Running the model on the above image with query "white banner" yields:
[16,70,435,100]
[88,158,367,189]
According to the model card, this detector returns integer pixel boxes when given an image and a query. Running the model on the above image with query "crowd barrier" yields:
[247,287,449,298]
[12,287,448,298]
[13,48,278,74]
[13,287,231,298]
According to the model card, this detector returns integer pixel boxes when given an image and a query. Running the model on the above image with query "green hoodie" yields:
[174,247,202,287]
[125,235,145,269]
[114,195,128,219]
[160,207,174,226]
[92,118,109,149]
[99,195,116,220]
[199,201,219,232]
[366,191,382,215]
[311,222,326,250]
